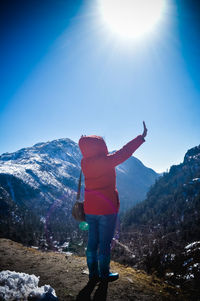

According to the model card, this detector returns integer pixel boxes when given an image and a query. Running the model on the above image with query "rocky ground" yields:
[0,239,188,301]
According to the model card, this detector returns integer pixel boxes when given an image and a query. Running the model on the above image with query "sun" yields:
[98,0,166,39]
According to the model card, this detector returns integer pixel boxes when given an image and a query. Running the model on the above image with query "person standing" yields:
[77,122,147,300]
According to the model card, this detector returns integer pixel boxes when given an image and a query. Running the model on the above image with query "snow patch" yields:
[192,178,200,182]
[185,241,200,250]
[60,242,69,248]
[0,270,57,301]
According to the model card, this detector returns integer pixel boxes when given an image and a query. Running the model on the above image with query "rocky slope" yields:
[0,239,185,301]
[121,144,200,240]
[114,145,200,299]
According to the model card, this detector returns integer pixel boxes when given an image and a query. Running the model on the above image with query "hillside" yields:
[122,144,200,240]
[0,238,185,301]
[114,145,200,299]
[0,138,158,247]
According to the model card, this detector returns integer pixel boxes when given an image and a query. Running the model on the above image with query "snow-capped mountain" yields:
[0,138,158,246]
[0,138,158,210]
[0,138,81,201]
[0,138,82,246]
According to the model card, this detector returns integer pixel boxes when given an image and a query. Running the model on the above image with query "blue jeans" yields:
[85,214,117,279]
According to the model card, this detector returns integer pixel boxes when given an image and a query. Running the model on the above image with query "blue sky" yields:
[1,0,200,172]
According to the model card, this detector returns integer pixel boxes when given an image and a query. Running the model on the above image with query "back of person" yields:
[76,122,147,301]
[79,133,145,215]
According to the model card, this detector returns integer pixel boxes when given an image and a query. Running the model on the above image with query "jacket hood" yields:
[78,135,108,158]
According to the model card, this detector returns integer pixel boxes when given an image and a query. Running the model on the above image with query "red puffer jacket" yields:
[78,135,145,215]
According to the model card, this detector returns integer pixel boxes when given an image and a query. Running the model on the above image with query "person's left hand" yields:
[142,121,147,138]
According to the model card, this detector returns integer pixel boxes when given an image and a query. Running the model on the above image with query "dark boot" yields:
[93,279,108,301]
[107,272,119,282]
[76,277,99,301]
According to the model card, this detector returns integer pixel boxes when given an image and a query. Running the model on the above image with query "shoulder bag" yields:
[72,170,85,222]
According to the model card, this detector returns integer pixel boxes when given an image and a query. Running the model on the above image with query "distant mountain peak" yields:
[33,137,77,148]
[184,144,200,162]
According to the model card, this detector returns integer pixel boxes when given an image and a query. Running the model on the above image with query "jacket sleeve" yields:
[106,135,145,167]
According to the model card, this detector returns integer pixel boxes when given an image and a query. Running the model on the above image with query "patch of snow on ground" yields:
[57,251,73,256]
[184,273,194,280]
[185,241,200,250]
[40,217,46,224]
[0,270,57,301]
[60,242,69,248]
[192,178,200,182]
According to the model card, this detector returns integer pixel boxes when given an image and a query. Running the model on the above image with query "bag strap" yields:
[76,169,82,200]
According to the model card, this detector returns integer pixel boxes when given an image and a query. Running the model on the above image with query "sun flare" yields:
[99,0,166,39]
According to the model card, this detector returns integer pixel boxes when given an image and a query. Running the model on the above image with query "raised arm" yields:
[106,122,147,167]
